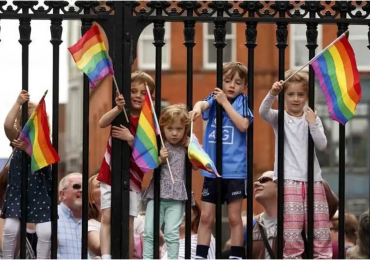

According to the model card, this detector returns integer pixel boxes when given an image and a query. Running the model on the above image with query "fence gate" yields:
[0,1,369,259]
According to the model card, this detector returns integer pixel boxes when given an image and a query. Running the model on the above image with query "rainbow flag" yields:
[132,91,159,173]
[68,24,114,88]
[19,95,60,172]
[188,134,220,177]
[311,35,361,125]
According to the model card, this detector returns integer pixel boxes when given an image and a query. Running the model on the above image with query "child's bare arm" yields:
[99,90,126,128]
[5,90,29,142]
[99,107,121,128]
[213,88,250,132]
[189,101,209,121]
[222,102,250,132]
[5,103,21,142]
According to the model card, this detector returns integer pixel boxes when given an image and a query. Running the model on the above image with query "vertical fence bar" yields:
[18,17,31,259]
[275,21,288,259]
[337,22,349,260]
[183,15,195,259]
[153,18,165,259]
[50,17,63,259]
[306,18,319,259]
[108,2,124,258]
[80,17,92,260]
[213,19,226,259]
[245,20,257,259]
[120,2,133,258]
[367,24,370,253]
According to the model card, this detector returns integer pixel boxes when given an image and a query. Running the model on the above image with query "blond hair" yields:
[88,174,99,220]
[284,69,309,92]
[131,70,155,95]
[159,104,191,146]
[223,62,249,88]
[14,102,37,132]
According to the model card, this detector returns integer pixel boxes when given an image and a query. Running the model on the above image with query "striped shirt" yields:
[161,234,216,259]
[97,115,144,192]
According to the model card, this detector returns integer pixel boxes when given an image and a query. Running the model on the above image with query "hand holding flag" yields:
[188,122,220,177]
[19,91,60,172]
[68,23,129,122]
[284,30,361,125]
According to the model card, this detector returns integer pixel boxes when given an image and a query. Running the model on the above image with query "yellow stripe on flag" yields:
[329,46,356,113]
[139,115,156,147]
[32,114,47,169]
[75,42,107,69]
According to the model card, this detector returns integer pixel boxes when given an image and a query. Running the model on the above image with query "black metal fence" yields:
[0,1,369,259]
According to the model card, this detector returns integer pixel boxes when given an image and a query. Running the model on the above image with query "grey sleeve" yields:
[309,116,327,151]
[259,91,279,126]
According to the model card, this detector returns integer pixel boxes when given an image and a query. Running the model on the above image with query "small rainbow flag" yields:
[132,90,159,173]
[311,34,361,125]
[188,133,220,177]
[19,94,60,172]
[68,24,114,88]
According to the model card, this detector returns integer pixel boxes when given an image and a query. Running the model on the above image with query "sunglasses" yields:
[256,176,273,184]
[64,183,82,190]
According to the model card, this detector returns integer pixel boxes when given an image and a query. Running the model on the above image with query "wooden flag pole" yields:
[145,85,174,184]
[283,30,349,84]
[112,75,129,123]
[190,121,194,143]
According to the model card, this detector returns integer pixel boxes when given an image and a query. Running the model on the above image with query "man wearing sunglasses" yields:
[244,171,338,259]
[57,173,84,259]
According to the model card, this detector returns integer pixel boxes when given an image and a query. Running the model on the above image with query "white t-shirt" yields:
[88,219,101,259]
[134,214,145,236]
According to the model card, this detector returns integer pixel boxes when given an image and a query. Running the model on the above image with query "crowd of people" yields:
[0,63,369,259]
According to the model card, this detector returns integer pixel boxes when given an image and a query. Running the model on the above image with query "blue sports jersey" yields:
[201,93,254,179]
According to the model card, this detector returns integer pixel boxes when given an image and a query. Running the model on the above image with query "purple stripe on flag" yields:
[132,148,152,173]
[90,66,113,89]
[311,60,340,123]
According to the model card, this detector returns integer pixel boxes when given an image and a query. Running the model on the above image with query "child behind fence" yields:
[190,61,254,259]
[142,104,192,259]
[1,90,52,259]
[259,70,332,259]
[97,71,155,259]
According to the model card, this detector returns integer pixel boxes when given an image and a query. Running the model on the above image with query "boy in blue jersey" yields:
[190,62,254,259]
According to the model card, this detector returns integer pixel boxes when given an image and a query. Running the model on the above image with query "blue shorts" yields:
[201,177,247,205]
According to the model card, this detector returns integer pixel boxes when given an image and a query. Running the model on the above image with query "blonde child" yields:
[97,71,155,259]
[190,62,254,259]
[1,90,52,259]
[259,70,332,259]
[142,104,191,259]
